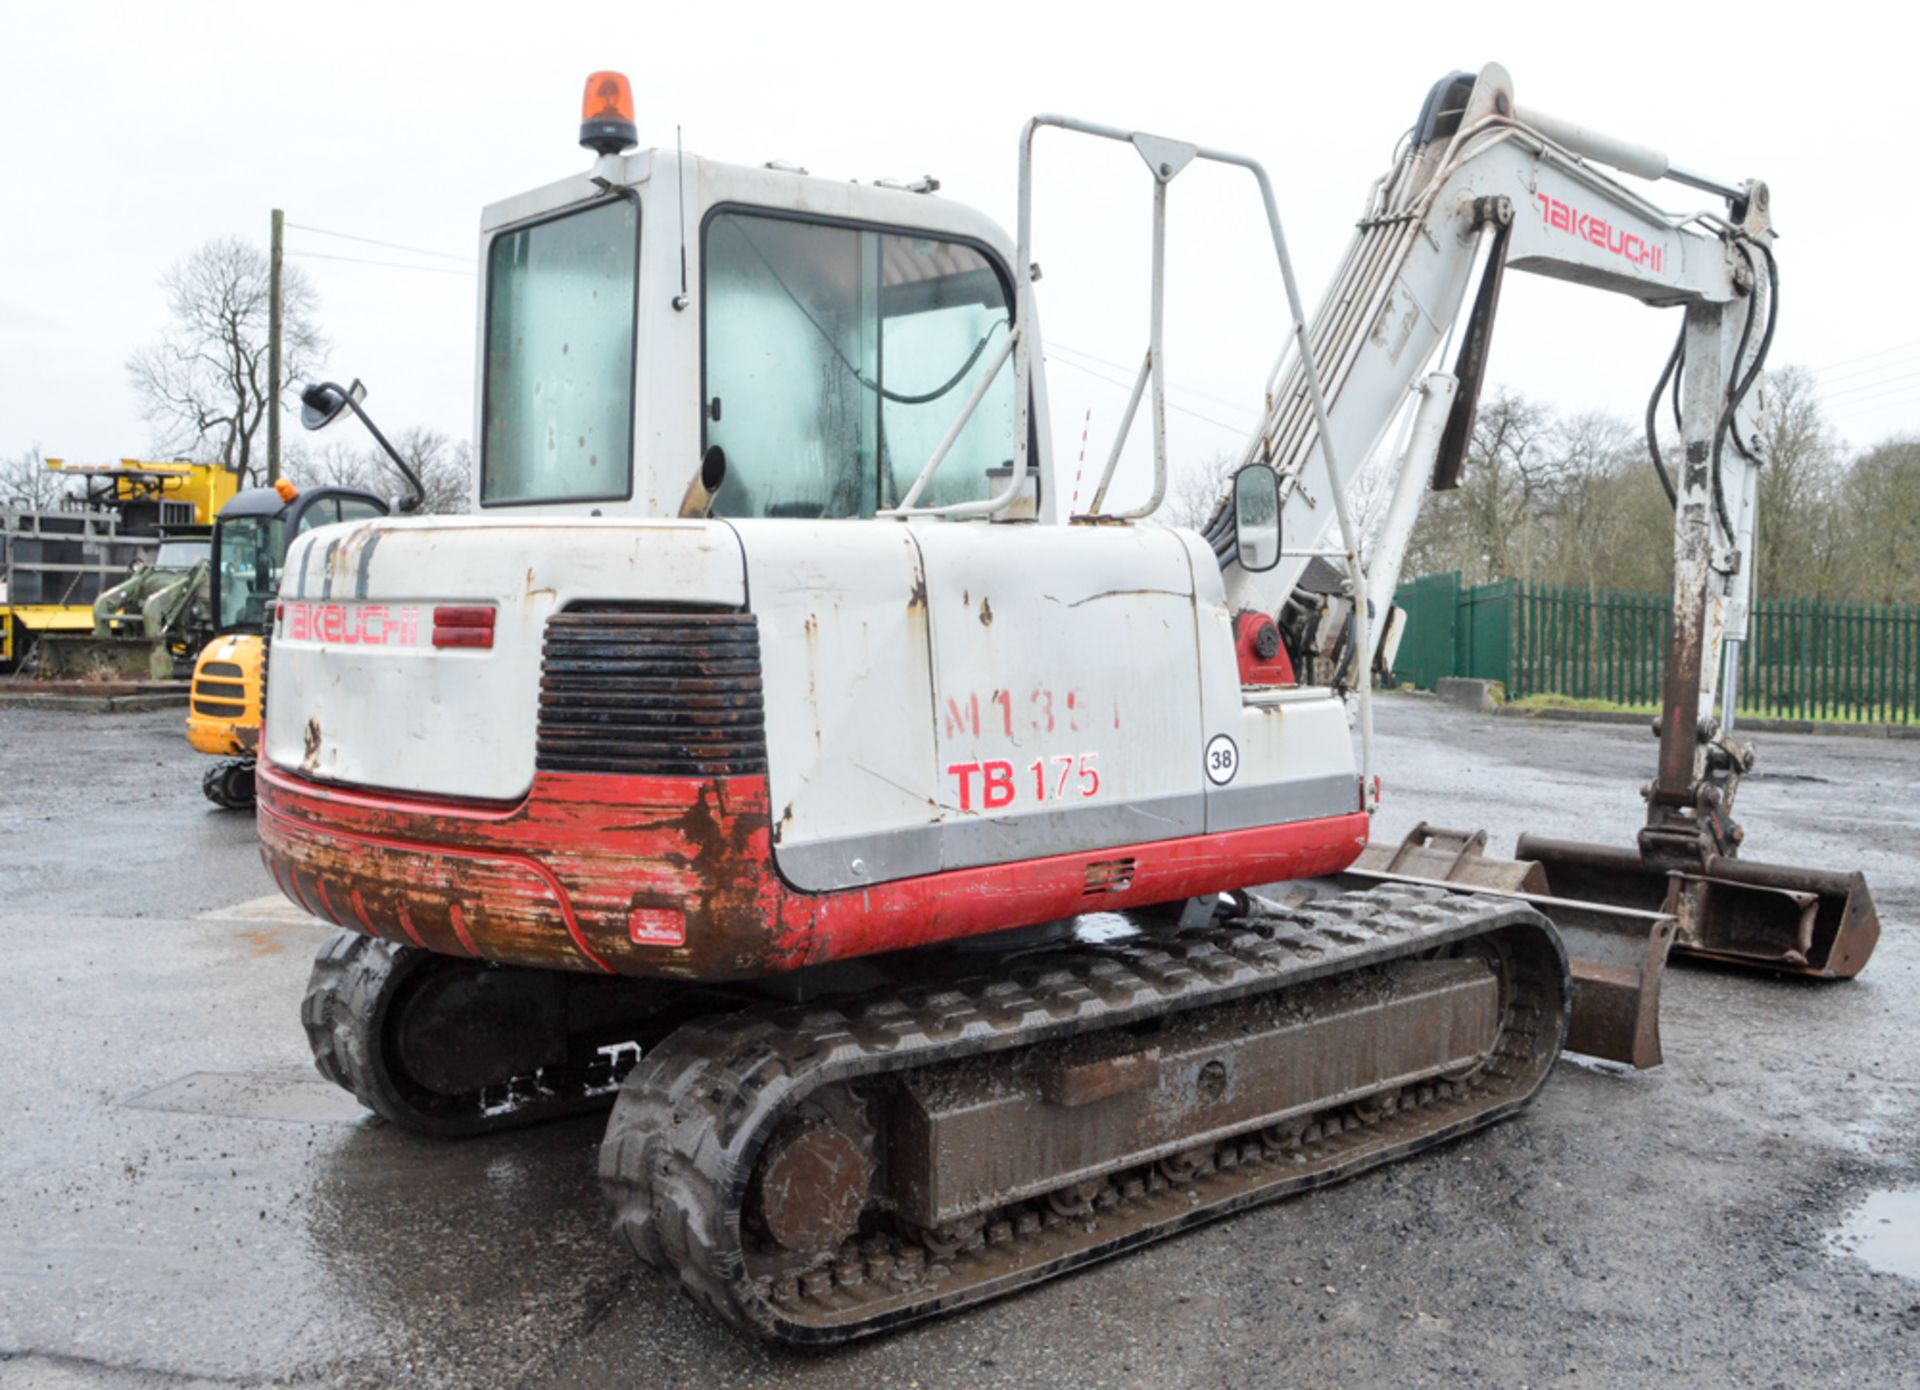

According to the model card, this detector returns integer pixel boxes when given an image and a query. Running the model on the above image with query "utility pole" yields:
[267,207,284,485]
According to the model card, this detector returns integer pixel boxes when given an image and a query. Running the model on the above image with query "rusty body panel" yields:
[257,758,1369,983]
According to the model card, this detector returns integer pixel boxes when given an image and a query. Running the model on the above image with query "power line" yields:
[1821,367,1920,404]
[1823,376,1920,411]
[287,221,474,264]
[289,249,475,278]
[1814,348,1920,388]
[1047,340,1262,415]
[1810,339,1920,374]
[1043,353,1253,435]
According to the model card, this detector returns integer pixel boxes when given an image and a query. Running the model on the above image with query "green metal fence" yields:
[1393,573,1920,724]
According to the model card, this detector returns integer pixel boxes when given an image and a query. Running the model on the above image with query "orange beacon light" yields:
[580,71,638,156]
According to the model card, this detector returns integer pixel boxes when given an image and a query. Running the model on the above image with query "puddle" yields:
[1830,1188,1920,1280]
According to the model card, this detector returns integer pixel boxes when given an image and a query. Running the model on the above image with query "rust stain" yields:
[979,597,994,627]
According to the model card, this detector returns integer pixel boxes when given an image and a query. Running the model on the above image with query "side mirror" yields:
[298,379,367,432]
[1233,463,1281,572]
[293,377,426,514]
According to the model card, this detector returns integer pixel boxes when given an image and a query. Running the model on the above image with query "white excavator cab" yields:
[471,149,1046,523]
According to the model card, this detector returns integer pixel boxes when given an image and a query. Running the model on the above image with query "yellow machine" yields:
[189,476,389,808]
[187,625,266,781]
[50,457,240,521]
[1,459,237,673]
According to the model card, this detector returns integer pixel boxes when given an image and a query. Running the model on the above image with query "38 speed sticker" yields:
[1204,734,1238,786]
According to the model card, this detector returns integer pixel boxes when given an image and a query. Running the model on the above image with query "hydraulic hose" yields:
[1645,325,1684,507]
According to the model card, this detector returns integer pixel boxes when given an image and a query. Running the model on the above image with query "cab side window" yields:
[702,211,1015,519]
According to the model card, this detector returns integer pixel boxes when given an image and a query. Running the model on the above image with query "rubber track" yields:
[598,884,1568,1343]
[302,932,638,1138]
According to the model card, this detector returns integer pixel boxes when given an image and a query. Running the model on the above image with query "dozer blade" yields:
[1345,824,1675,1069]
[1514,835,1880,980]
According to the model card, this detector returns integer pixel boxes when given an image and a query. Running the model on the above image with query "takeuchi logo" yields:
[1535,194,1665,274]
[282,601,421,647]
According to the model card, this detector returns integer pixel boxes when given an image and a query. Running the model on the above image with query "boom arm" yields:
[1217,63,1773,861]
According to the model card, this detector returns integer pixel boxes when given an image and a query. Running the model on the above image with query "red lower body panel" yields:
[256,760,1369,982]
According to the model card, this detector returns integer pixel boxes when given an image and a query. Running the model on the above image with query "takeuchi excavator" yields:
[187,383,422,809]
[257,65,1880,1342]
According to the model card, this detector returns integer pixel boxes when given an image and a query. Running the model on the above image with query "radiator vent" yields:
[536,607,768,777]
[1083,857,1138,895]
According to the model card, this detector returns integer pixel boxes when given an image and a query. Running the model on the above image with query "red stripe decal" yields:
[447,902,479,958]
[282,867,319,919]
[350,888,383,942]
[393,902,427,949]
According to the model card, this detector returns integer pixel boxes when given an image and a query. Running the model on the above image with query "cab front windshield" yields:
[154,539,210,570]
[214,516,285,632]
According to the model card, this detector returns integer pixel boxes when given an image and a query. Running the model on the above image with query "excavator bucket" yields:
[1513,835,1880,980]
[1342,825,1676,1069]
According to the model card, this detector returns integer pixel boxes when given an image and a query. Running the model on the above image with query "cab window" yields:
[702,210,1015,518]
[215,516,285,633]
[482,197,639,504]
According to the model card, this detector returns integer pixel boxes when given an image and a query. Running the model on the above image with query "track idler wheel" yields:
[747,1112,875,1257]
[302,931,683,1137]
[202,756,256,810]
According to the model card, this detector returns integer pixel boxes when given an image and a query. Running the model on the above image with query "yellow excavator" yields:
[189,385,420,808]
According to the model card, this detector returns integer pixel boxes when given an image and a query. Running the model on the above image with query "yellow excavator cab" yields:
[189,480,389,809]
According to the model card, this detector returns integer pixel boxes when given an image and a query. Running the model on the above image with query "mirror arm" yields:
[306,381,427,514]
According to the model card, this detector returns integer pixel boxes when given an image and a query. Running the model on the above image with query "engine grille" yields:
[191,658,248,719]
[536,607,768,777]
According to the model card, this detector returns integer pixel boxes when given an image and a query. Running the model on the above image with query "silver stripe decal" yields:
[1203,772,1360,833]
[319,538,340,599]
[775,793,1204,893]
[774,773,1358,894]
[354,531,381,600]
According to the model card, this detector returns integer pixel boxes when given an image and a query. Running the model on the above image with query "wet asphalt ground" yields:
[0,694,1915,1388]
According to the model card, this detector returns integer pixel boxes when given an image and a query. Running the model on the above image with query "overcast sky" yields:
[4,0,1915,502]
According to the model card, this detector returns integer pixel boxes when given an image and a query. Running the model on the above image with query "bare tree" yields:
[0,448,71,509]
[127,238,325,484]
[1402,390,1560,583]
[1159,450,1240,531]
[1750,366,1848,599]
[283,428,471,516]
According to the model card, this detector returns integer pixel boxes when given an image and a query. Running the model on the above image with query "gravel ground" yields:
[0,694,1914,1388]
